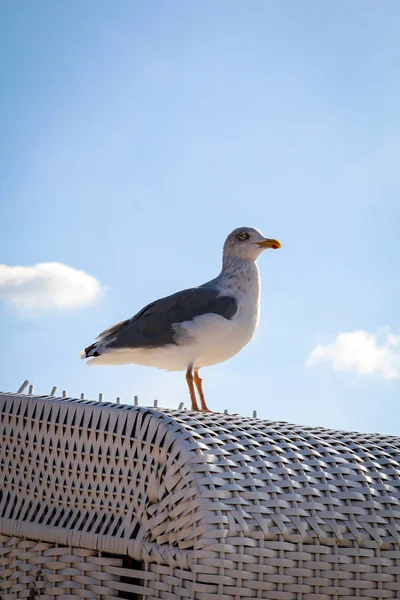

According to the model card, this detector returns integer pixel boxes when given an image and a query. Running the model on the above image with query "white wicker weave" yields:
[1,391,400,599]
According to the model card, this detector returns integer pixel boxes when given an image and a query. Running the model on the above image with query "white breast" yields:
[189,265,260,369]
[147,259,261,371]
[190,291,260,369]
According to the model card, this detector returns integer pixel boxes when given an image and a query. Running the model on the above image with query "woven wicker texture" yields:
[1,392,400,599]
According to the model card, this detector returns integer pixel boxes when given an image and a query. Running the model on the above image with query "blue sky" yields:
[1,1,400,434]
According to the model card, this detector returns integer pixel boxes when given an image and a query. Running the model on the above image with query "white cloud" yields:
[307,328,400,380]
[0,262,104,316]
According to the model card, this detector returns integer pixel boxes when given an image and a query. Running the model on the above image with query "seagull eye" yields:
[238,232,250,241]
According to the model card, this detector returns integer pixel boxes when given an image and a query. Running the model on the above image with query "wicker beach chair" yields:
[1,391,399,599]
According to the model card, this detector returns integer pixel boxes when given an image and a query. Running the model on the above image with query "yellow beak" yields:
[257,238,281,250]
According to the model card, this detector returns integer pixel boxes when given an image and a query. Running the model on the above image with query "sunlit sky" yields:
[1,1,400,434]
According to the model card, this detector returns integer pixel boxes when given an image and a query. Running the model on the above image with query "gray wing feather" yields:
[90,286,238,353]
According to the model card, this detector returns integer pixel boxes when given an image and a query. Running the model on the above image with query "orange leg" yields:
[186,366,199,411]
[194,370,211,412]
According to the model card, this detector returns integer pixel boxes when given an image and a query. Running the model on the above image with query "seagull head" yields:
[223,227,281,262]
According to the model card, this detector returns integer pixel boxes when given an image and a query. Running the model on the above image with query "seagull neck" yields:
[222,254,256,272]
[219,256,260,293]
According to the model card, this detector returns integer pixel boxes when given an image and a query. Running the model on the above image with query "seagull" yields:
[80,227,281,411]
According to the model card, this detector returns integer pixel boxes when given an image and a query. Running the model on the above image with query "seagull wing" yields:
[83,285,238,357]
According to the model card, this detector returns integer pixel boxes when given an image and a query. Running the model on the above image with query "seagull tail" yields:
[80,319,131,365]
[80,342,101,360]
[80,342,134,366]
[80,339,123,365]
